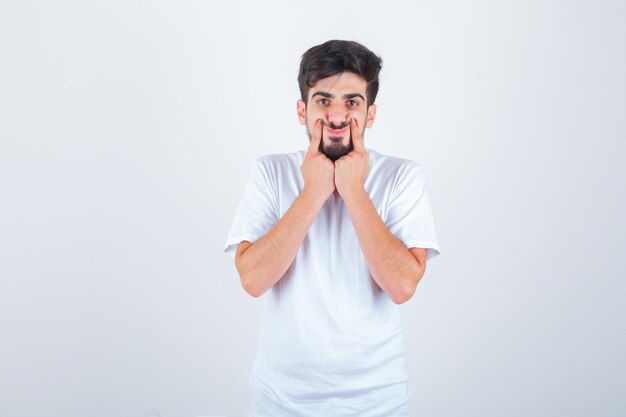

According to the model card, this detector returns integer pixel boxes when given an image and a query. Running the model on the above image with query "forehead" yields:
[309,72,367,98]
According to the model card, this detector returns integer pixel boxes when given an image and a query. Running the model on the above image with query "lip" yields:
[326,126,349,136]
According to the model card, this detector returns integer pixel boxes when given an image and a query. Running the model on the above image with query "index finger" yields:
[306,118,323,156]
[350,118,365,152]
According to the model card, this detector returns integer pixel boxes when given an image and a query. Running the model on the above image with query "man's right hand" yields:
[236,119,335,297]
[300,118,335,202]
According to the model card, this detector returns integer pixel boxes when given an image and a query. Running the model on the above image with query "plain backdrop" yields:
[1,1,625,416]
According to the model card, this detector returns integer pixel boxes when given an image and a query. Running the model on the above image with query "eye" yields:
[347,100,359,107]
[317,98,330,105]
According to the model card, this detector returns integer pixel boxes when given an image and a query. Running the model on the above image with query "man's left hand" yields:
[334,118,369,199]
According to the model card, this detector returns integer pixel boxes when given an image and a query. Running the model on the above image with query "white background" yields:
[1,1,625,416]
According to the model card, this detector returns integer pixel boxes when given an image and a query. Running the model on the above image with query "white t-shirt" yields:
[224,148,440,417]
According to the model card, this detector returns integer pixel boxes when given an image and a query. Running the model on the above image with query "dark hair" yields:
[297,40,383,107]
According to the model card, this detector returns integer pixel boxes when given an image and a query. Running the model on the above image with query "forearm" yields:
[342,189,423,304]
[237,190,326,297]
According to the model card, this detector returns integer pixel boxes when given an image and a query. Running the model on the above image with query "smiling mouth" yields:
[326,126,348,137]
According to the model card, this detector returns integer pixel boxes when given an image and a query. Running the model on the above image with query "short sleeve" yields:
[385,164,441,261]
[223,158,279,258]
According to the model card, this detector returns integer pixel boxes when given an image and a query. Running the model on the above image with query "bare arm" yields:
[235,190,326,297]
[341,189,426,304]
[235,119,334,297]
[334,118,426,304]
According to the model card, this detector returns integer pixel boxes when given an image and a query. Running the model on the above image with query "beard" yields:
[322,137,353,161]
[306,118,355,161]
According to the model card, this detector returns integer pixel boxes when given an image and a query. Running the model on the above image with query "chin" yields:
[322,141,353,162]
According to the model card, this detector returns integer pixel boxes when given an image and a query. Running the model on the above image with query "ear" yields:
[296,99,306,125]
[365,103,377,128]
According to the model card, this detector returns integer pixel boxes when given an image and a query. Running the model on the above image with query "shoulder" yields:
[367,148,425,179]
[366,149,430,204]
[250,150,306,185]
[254,150,305,170]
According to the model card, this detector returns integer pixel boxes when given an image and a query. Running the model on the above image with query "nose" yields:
[327,106,350,126]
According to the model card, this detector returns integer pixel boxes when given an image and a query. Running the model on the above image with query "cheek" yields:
[349,110,366,122]
[307,110,324,124]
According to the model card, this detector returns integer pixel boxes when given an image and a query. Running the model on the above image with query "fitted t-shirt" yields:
[224,147,440,417]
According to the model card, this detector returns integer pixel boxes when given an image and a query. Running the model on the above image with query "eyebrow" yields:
[311,91,365,101]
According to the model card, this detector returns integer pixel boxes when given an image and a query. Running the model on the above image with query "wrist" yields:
[339,185,368,204]
[300,186,331,207]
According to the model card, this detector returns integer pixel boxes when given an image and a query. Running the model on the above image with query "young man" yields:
[224,39,440,417]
